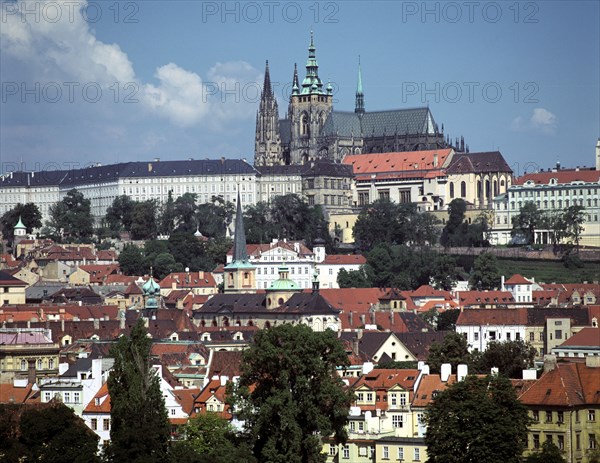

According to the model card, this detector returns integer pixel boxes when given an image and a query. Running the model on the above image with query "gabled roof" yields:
[0,382,40,404]
[556,327,600,348]
[457,290,516,307]
[396,331,450,360]
[410,285,453,300]
[77,264,120,283]
[456,308,528,326]
[343,149,452,181]
[504,274,532,285]
[445,151,512,174]
[83,382,111,413]
[320,254,366,265]
[0,271,27,286]
[412,374,457,407]
[159,272,216,289]
[518,362,600,407]
[513,169,600,186]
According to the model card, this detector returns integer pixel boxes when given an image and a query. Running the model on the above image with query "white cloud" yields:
[511,108,558,134]
[1,0,260,128]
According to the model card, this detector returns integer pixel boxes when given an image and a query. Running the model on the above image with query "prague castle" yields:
[254,32,466,166]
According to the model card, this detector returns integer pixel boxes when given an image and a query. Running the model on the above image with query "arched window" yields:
[461,181,466,198]
[449,183,455,198]
[301,113,309,135]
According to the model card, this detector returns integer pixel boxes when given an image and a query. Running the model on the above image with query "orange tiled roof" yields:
[457,290,516,306]
[343,149,453,176]
[412,374,457,407]
[513,169,600,186]
[410,285,454,299]
[504,274,532,285]
[457,308,528,326]
[83,383,111,413]
[160,272,216,289]
[518,362,600,407]
[557,327,600,348]
[321,255,366,265]
[0,382,40,404]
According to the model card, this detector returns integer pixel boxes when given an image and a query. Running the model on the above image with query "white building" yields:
[491,164,600,247]
[455,309,527,353]
[316,254,366,289]
[1,159,259,225]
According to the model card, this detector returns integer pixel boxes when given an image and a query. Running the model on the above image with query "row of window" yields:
[44,391,80,404]
[532,409,595,423]
[20,358,55,370]
[335,445,422,461]
[514,187,599,198]
[531,433,596,451]
[90,418,110,431]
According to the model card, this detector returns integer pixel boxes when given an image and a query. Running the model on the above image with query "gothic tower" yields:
[288,31,333,165]
[254,61,282,166]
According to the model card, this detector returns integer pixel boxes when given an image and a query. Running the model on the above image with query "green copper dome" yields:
[14,216,26,230]
[267,266,300,292]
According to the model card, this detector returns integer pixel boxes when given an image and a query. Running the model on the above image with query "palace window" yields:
[399,189,411,204]
[392,414,404,428]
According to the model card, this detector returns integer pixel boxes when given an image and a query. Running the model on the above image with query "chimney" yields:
[60,318,65,332]
[420,364,430,376]
[349,311,354,326]
[120,316,125,330]
[543,354,557,373]
[93,319,99,330]
[220,375,229,386]
[491,367,499,376]
[522,369,537,380]
[433,153,438,167]
[457,364,468,381]
[500,275,505,291]
[352,337,359,357]
[362,362,374,375]
[441,363,451,382]
[585,356,600,368]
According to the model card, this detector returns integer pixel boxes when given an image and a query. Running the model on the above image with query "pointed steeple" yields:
[231,190,249,264]
[262,60,273,98]
[292,63,300,96]
[302,30,323,95]
[355,56,365,114]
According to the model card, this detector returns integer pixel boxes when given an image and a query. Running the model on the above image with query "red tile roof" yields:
[457,290,516,307]
[0,382,40,404]
[518,362,600,407]
[410,285,454,300]
[321,255,366,265]
[457,308,528,326]
[513,169,600,186]
[159,272,216,289]
[343,150,453,180]
[83,383,111,413]
[557,327,600,348]
[77,264,120,284]
[412,374,457,407]
[504,274,532,285]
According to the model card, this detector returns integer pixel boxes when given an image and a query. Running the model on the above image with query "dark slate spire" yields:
[262,60,273,98]
[355,56,365,114]
[231,190,249,264]
[292,63,300,96]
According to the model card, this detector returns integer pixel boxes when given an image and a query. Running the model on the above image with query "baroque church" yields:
[255,32,466,166]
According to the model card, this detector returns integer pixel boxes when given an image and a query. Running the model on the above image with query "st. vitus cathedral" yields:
[255,32,466,166]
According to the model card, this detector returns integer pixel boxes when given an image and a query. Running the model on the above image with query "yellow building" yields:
[0,270,27,306]
[519,357,600,463]
[0,328,60,381]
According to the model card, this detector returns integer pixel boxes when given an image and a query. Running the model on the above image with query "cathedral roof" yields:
[320,108,437,138]
[446,151,513,174]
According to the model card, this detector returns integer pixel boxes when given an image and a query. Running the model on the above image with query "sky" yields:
[1,0,599,176]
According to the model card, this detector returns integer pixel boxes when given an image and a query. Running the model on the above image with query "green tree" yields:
[159,190,176,236]
[435,309,461,331]
[118,244,147,276]
[244,201,278,243]
[0,203,42,241]
[425,374,529,463]
[474,340,536,379]
[130,200,158,240]
[337,267,372,288]
[511,201,543,245]
[168,232,204,269]
[205,237,234,267]
[426,332,472,374]
[525,440,566,463]
[47,189,94,241]
[469,252,500,290]
[440,199,467,247]
[174,193,198,233]
[0,402,100,463]
[563,205,586,250]
[105,195,135,235]
[230,324,353,463]
[152,252,183,280]
[106,319,170,463]
[353,199,401,251]
[430,254,459,290]
[171,412,256,463]
[196,196,234,238]
[408,210,441,246]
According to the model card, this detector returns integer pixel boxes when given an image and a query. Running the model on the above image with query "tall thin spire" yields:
[355,56,365,114]
[231,190,249,264]
[292,63,299,96]
[302,30,323,95]
[262,60,273,98]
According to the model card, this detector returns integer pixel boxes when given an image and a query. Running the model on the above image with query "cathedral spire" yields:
[302,30,323,95]
[292,63,299,96]
[355,56,365,114]
[262,60,273,98]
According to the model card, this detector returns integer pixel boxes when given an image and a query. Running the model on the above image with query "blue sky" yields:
[1,0,599,175]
